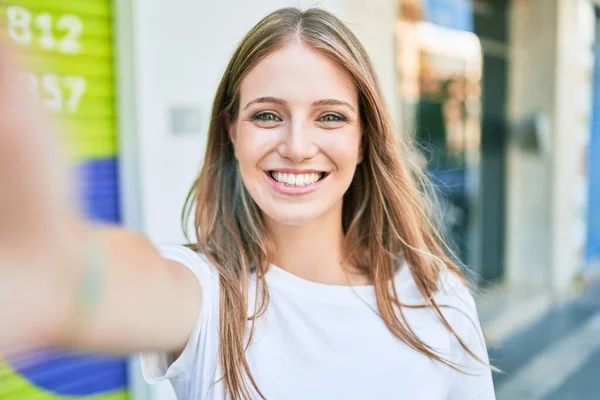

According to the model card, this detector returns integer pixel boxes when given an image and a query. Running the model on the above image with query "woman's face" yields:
[230,43,362,226]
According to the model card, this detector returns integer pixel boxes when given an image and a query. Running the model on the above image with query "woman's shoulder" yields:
[436,266,477,310]
[398,263,487,357]
[433,267,484,344]
[397,262,478,318]
[158,244,219,286]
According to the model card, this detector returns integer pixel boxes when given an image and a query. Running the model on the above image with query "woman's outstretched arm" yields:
[0,41,201,355]
[4,223,202,355]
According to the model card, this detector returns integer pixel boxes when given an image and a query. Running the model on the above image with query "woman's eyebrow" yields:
[243,96,286,110]
[312,99,356,113]
[243,97,356,113]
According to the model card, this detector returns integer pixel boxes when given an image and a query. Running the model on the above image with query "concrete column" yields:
[506,0,592,295]
[551,0,594,293]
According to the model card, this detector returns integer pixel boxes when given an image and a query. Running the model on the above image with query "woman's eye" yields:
[252,112,281,122]
[319,113,346,123]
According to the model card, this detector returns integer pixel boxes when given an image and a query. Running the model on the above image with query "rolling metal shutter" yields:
[0,0,127,398]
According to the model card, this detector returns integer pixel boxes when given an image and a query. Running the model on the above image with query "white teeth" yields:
[271,172,324,187]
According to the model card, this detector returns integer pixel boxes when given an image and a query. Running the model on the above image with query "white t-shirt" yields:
[141,245,495,400]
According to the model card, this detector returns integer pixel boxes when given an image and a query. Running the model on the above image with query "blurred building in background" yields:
[0,0,598,399]
[398,0,600,293]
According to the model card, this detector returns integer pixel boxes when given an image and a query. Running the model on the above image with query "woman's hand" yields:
[0,39,201,355]
[0,40,85,349]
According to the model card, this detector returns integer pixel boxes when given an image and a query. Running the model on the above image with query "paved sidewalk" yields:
[487,283,600,400]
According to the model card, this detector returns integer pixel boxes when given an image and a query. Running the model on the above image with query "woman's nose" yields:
[277,120,318,163]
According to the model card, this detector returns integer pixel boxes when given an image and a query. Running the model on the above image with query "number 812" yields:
[6,5,83,55]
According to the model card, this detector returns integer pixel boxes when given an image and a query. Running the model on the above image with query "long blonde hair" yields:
[183,7,484,399]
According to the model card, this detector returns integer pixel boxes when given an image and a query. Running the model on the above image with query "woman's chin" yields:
[256,195,343,228]
[270,215,317,227]
[262,208,322,227]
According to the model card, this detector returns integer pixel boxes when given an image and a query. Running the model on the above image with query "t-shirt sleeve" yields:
[439,272,496,400]
[140,244,216,384]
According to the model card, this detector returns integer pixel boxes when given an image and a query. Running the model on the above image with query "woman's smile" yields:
[265,169,330,195]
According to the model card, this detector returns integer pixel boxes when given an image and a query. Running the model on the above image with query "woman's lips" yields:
[265,170,328,194]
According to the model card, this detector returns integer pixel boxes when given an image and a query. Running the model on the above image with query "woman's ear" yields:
[357,131,364,164]
[227,116,238,158]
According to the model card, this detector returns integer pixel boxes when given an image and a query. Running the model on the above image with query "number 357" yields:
[21,73,87,113]
[6,5,83,54]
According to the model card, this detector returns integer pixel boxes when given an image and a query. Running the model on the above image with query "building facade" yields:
[0,0,599,399]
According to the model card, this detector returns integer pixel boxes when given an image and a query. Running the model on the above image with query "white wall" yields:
[118,0,396,399]
[344,0,399,125]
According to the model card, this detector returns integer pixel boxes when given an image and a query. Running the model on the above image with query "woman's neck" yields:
[265,202,369,286]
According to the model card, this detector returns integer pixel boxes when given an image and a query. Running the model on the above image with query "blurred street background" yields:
[0,0,599,399]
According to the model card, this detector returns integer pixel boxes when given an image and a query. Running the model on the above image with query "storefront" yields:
[397,0,509,284]
[0,0,128,398]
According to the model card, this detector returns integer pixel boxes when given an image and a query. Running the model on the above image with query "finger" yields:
[0,37,77,249]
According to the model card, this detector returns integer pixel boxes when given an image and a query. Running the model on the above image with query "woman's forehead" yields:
[239,43,358,106]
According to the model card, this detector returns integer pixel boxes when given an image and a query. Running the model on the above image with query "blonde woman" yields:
[0,7,495,400]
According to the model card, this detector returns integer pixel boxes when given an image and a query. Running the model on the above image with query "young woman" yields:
[0,7,495,400]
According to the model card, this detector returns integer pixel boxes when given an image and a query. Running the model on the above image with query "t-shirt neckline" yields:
[264,262,411,304]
